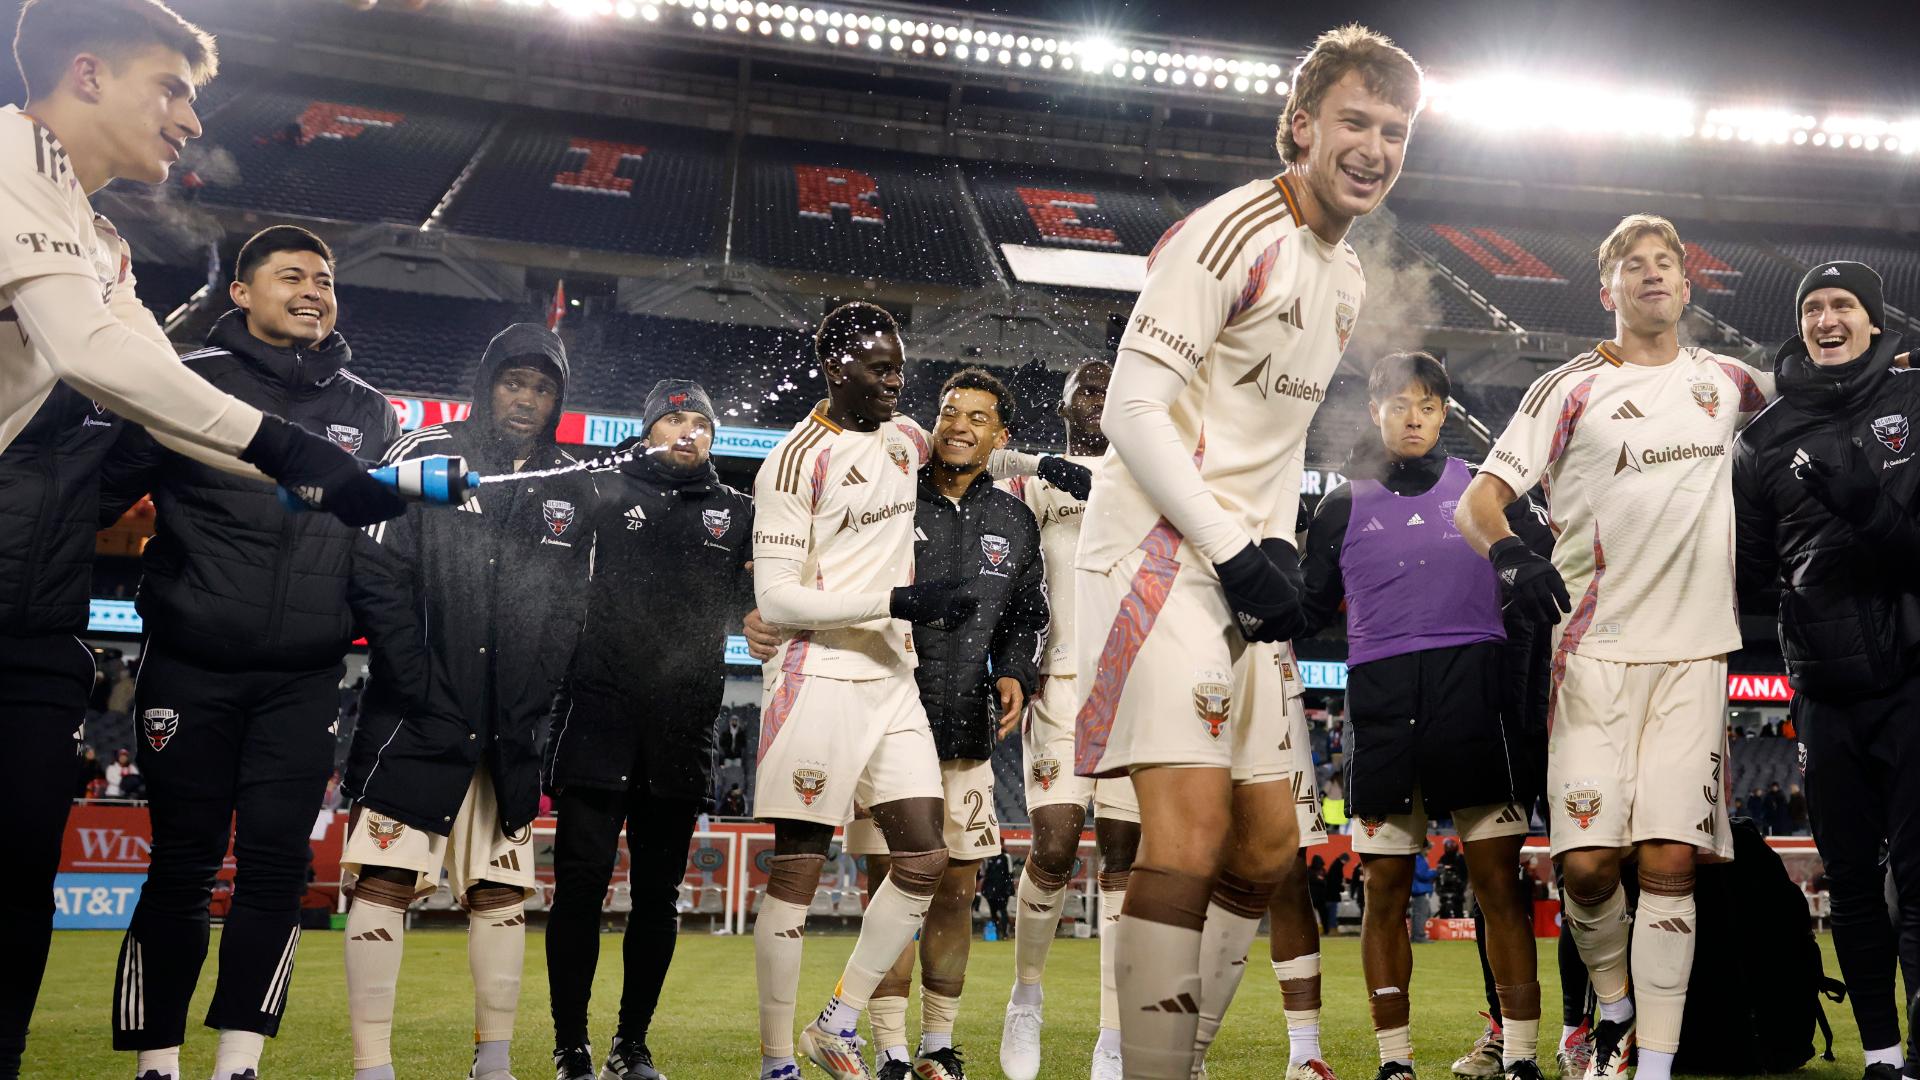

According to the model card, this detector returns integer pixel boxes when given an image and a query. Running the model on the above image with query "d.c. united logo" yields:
[1873,414,1910,453]
[1334,302,1357,353]
[980,534,1010,574]
[1031,758,1061,791]
[141,708,179,751]
[792,767,828,807]
[325,424,364,454]
[888,444,910,474]
[366,814,406,851]
[1359,817,1385,838]
[542,499,576,537]
[1565,788,1603,830]
[703,507,733,540]
[1193,681,1231,739]
[1690,380,1720,419]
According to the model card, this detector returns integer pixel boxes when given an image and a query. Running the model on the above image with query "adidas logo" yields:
[350,928,394,942]
[624,505,646,530]
[1494,804,1524,824]
[776,927,803,939]
[1696,814,1717,836]
[1823,265,1841,276]
[1649,918,1694,934]
[490,850,522,872]
[1144,993,1201,1014]
[1277,297,1304,329]
[1406,512,1425,526]
[841,466,868,486]
[1611,400,1646,420]
[1361,517,1385,532]
[492,913,526,927]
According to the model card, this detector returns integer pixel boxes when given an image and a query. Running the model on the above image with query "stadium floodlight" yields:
[1039,53,1052,68]
[1423,74,1695,139]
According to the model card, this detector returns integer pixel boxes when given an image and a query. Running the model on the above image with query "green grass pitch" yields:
[30,929,1862,1078]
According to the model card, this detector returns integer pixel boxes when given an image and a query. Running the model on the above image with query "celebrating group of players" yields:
[6,1,1920,1079]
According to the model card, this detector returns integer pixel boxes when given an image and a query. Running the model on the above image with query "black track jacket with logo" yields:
[1734,330,1920,701]
[0,382,120,634]
[912,466,1046,763]
[97,310,396,671]
[544,444,753,800]
[345,325,592,836]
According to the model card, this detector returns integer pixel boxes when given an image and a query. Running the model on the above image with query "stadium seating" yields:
[131,263,211,322]
[1670,232,1807,345]
[441,113,728,258]
[736,139,990,286]
[192,69,493,226]
[1774,231,1920,333]
[333,286,540,399]
[1393,212,1615,339]
[963,162,1178,258]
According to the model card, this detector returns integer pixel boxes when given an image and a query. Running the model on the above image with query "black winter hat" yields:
[1796,260,1885,332]
[641,378,717,436]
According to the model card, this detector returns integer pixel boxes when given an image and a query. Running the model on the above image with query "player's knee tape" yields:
[766,853,826,906]
[1274,953,1321,1012]
[1210,868,1279,919]
[1638,866,1694,898]
[883,848,947,899]
[1120,865,1211,931]
[1024,858,1071,893]
[353,873,416,912]
[466,884,524,913]
[1097,868,1131,894]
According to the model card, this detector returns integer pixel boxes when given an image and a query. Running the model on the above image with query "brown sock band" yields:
[1496,980,1542,1021]
[466,885,523,913]
[1026,860,1071,893]
[767,853,826,905]
[1368,988,1411,1031]
[1280,977,1321,1012]
[1639,867,1695,897]
[883,848,947,898]
[1120,866,1212,931]
[1210,868,1279,919]
[352,874,416,912]
[1565,879,1620,907]
[1097,868,1131,893]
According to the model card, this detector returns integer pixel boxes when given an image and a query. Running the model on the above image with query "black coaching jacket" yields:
[1733,330,1920,701]
[345,325,594,837]
[0,383,120,635]
[911,465,1047,762]
[544,443,753,800]
[97,309,396,672]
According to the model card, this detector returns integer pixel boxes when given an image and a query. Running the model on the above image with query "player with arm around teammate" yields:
[1455,214,1774,1080]
[1071,26,1421,1078]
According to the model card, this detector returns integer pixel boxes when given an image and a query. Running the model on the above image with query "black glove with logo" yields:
[1794,439,1880,526]
[240,413,407,527]
[1036,455,1094,501]
[1490,535,1570,625]
[891,577,978,630]
[1215,542,1304,643]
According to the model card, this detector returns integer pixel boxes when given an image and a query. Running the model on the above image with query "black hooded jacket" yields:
[345,324,594,836]
[544,441,753,800]
[0,382,120,635]
[911,465,1047,762]
[1733,330,1920,700]
[97,310,396,671]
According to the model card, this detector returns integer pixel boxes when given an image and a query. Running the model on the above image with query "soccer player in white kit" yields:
[1455,215,1774,1080]
[750,303,978,1080]
[1071,26,1422,1079]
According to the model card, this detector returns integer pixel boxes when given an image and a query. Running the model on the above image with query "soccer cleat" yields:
[1288,1060,1341,1080]
[1556,1021,1593,1078]
[1452,1014,1505,1078]
[136,1073,176,1080]
[1583,1016,1634,1080]
[602,1038,665,1080]
[1090,1043,1124,1080]
[913,1047,966,1080]
[1865,1065,1904,1080]
[1375,1064,1418,1080]
[1000,1002,1043,1080]
[1505,1061,1544,1080]
[877,1060,915,1080]
[800,1021,874,1080]
[555,1044,596,1080]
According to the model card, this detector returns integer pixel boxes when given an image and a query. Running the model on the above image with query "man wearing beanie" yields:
[1734,260,1920,1080]
[544,378,754,1080]
[342,323,594,1080]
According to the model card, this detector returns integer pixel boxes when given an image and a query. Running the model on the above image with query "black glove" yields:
[891,577,978,630]
[1490,536,1570,625]
[1037,455,1094,501]
[1793,441,1880,526]
[240,413,407,527]
[1215,543,1304,643]
[1258,537,1304,593]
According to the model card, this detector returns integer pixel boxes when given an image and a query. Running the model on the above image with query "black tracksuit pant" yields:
[0,633,94,1077]
[112,641,340,1049]
[1800,668,1920,1062]
[546,784,701,1049]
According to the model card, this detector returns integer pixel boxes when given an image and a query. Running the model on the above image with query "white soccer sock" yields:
[1597,996,1634,1024]
[1098,876,1127,1033]
[869,993,909,1060]
[137,1047,181,1079]
[1191,902,1261,1062]
[832,876,934,1014]
[1497,981,1541,1066]
[754,896,810,1060]
[1867,1046,1907,1069]
[1562,886,1631,1007]
[1371,987,1413,1066]
[1631,890,1697,1055]
[213,1029,265,1079]
[1273,953,1323,1065]
[1116,913,1205,1079]
[468,898,526,1045]
[919,989,960,1051]
[344,897,408,1070]
[1636,1049,1676,1080]
[1013,864,1070,992]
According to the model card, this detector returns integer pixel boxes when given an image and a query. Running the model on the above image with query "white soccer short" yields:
[340,768,538,900]
[1349,788,1528,856]
[1547,652,1734,860]
[1024,672,1140,823]
[753,669,943,828]
[845,757,1002,860]
[1283,670,1329,848]
[1072,537,1290,785]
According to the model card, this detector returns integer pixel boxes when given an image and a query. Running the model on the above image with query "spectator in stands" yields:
[718,712,747,768]
[1733,259,1920,1078]
[1409,851,1438,943]
[980,852,1013,942]
[1307,857,1337,936]
[543,378,751,1080]
[1765,782,1790,836]
[1788,784,1810,836]
[76,745,105,799]
[719,785,746,818]
[104,748,140,799]
[1744,788,1768,825]
[1728,724,1744,742]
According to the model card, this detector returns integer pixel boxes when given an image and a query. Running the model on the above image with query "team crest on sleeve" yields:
[325,424,364,454]
[1192,678,1231,740]
[703,507,733,539]
[365,814,406,851]
[888,443,911,475]
[1689,380,1721,419]
[1030,757,1061,791]
[1564,786,1603,829]
[541,499,576,545]
[1872,414,1910,453]
[792,766,829,806]
[1334,302,1357,352]
[980,533,1011,576]
[141,708,179,751]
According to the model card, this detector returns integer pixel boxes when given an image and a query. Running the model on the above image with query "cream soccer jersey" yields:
[1000,453,1098,676]
[1479,343,1774,663]
[1077,173,1365,573]
[752,403,931,679]
[0,106,164,452]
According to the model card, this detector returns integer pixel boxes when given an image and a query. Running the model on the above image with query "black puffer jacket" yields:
[912,466,1046,762]
[97,310,395,671]
[545,444,753,799]
[0,383,120,633]
[346,324,594,836]
[1733,330,1920,700]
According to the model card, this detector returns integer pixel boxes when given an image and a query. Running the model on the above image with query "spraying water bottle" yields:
[278,454,481,513]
